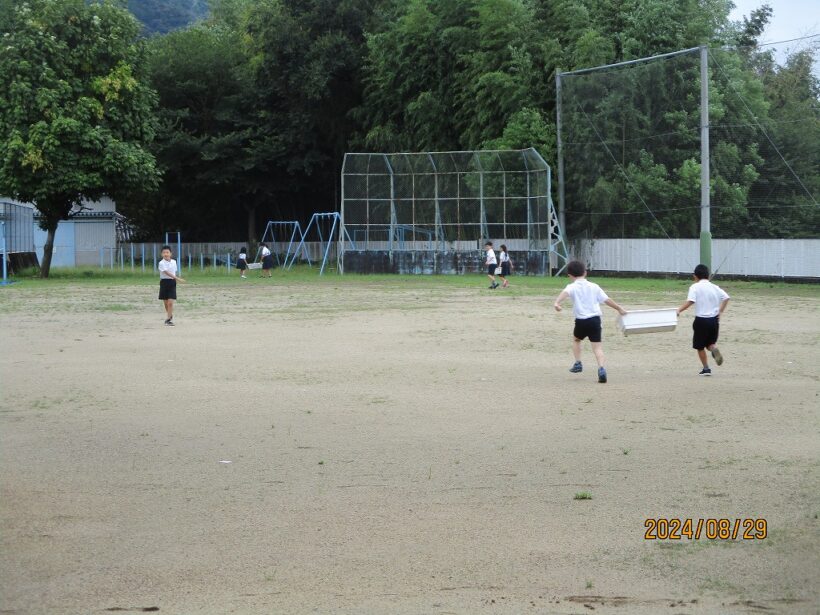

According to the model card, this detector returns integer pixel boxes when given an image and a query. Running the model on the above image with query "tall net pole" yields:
[555,69,566,235]
[700,45,711,269]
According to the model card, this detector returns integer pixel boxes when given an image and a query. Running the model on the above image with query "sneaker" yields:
[698,367,711,376]
[711,347,723,366]
[598,367,607,383]
[241,275,247,279]
[569,361,583,373]
[165,319,174,326]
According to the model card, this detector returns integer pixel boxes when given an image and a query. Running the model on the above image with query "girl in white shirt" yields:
[259,243,273,278]
[236,247,248,278]
[498,244,513,288]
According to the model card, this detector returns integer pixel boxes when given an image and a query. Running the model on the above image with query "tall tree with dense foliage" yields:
[359,0,555,153]
[135,21,258,240]
[0,0,159,277]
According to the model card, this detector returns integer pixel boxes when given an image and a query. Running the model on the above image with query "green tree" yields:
[132,21,259,241]
[0,0,159,277]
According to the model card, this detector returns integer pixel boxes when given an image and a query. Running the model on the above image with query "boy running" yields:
[677,264,730,376]
[554,260,627,383]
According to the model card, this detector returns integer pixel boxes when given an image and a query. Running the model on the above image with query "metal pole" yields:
[141,243,145,272]
[1,222,7,283]
[339,161,345,274]
[556,70,566,235]
[700,45,711,269]
[177,233,182,275]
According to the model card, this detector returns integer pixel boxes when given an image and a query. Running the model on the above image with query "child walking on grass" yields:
[236,247,248,278]
[553,260,626,383]
[158,245,185,326]
[484,241,498,289]
[498,244,513,288]
[677,264,730,376]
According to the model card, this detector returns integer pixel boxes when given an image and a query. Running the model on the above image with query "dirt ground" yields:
[1,275,818,614]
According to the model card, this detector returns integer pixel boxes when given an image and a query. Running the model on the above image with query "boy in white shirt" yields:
[677,264,730,376]
[484,241,499,289]
[158,245,186,326]
[554,260,627,383]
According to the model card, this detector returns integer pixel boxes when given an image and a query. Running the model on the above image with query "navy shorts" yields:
[158,279,177,300]
[692,316,719,350]
[487,264,497,275]
[573,316,602,343]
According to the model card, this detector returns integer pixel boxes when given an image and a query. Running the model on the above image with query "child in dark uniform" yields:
[158,245,185,326]
[259,243,273,278]
[236,247,248,278]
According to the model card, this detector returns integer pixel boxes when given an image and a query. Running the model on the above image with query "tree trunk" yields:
[40,222,58,278]
[247,205,257,245]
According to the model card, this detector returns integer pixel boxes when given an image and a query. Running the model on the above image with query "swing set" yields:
[260,213,354,275]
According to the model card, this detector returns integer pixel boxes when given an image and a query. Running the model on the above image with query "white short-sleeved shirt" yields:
[486,248,497,265]
[158,258,177,280]
[261,246,271,257]
[499,251,509,263]
[687,279,729,317]
[564,278,609,319]
[239,252,247,261]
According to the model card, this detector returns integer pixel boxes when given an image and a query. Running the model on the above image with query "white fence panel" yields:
[573,239,819,278]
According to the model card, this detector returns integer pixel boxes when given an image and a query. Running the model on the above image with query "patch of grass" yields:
[574,492,593,500]
[621,448,630,455]
[698,576,743,593]
[4,267,817,299]
[585,580,593,589]
[99,303,136,311]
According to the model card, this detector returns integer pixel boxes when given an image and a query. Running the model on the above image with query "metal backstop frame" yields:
[339,148,568,274]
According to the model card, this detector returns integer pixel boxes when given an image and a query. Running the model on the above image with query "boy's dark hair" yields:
[567,260,586,277]
[694,264,709,279]
[484,241,493,247]
[161,244,171,252]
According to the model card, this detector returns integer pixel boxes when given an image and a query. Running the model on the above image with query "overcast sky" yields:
[728,0,819,53]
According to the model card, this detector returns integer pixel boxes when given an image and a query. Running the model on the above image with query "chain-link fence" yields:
[340,148,568,274]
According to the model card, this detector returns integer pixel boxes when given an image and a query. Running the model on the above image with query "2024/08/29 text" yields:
[644,518,767,540]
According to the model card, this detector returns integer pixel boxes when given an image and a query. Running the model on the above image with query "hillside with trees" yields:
[128,0,209,34]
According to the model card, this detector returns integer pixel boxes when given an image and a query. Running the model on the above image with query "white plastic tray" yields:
[617,308,678,335]
[246,262,262,270]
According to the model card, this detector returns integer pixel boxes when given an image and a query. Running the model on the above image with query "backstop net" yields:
[558,40,819,246]
[340,148,568,274]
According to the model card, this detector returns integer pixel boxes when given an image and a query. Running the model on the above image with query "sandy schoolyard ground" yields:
[1,275,818,614]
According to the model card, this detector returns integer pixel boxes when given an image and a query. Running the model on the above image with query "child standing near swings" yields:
[236,247,248,278]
